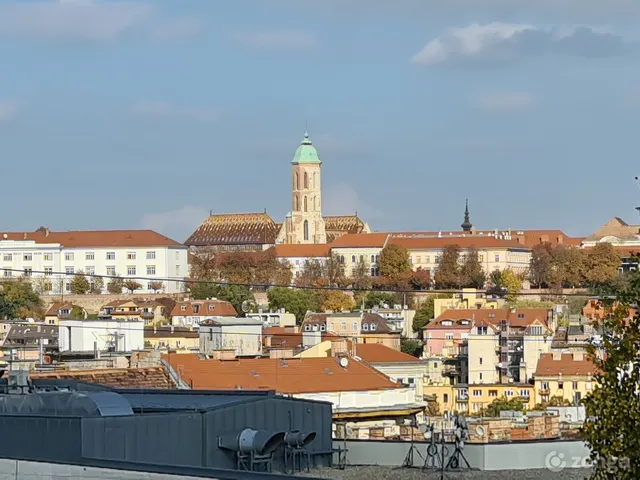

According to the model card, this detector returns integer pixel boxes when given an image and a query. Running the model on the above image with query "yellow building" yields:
[44,302,86,325]
[143,327,199,352]
[101,300,164,325]
[424,383,535,416]
[534,352,596,405]
[433,289,501,318]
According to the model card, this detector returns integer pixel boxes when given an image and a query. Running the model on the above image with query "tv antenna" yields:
[397,421,426,469]
[635,177,640,216]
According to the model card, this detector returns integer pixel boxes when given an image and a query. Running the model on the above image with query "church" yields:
[185,132,371,252]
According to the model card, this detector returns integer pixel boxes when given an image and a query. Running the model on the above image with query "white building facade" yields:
[59,319,144,353]
[0,229,188,294]
[199,318,263,356]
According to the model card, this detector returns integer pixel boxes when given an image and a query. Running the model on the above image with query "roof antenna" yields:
[635,177,640,216]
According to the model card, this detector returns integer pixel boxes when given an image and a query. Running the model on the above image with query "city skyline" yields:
[1,0,639,242]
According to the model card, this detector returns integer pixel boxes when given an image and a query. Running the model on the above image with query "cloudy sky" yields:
[1,0,640,242]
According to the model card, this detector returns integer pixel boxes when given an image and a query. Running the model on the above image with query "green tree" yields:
[122,279,142,293]
[400,338,423,357]
[0,278,43,319]
[486,270,504,296]
[434,244,461,289]
[70,270,90,294]
[568,295,590,315]
[267,287,318,324]
[460,246,485,288]
[107,275,124,294]
[501,269,522,304]
[378,244,411,285]
[189,281,218,300]
[412,294,451,334]
[364,291,396,309]
[89,276,104,294]
[214,285,255,316]
[70,305,84,319]
[482,397,527,417]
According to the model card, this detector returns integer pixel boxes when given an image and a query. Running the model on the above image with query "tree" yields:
[410,268,431,290]
[529,243,554,288]
[326,254,348,288]
[295,259,327,288]
[460,246,485,288]
[319,290,355,312]
[500,269,522,303]
[70,305,84,319]
[155,297,177,321]
[349,258,371,290]
[486,270,505,297]
[584,242,621,287]
[412,294,451,334]
[0,278,43,319]
[434,244,461,289]
[214,285,255,316]
[580,272,640,478]
[401,339,423,357]
[107,275,124,294]
[149,281,164,293]
[122,279,142,293]
[363,291,396,309]
[482,397,527,417]
[378,244,412,286]
[189,281,218,300]
[70,271,90,294]
[89,276,104,294]
[549,245,586,289]
[267,287,318,324]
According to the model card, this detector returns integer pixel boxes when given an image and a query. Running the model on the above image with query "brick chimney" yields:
[552,352,562,361]
[573,351,584,361]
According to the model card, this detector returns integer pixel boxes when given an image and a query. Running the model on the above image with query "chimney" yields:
[573,351,584,362]
[45,228,50,237]
[552,352,562,361]
[23,233,27,240]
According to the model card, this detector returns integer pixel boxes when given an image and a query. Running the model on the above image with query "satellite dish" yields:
[345,425,354,436]
[2,234,6,239]
[339,357,349,368]
[418,424,428,433]
[423,430,432,440]
[241,300,256,313]
[475,426,485,436]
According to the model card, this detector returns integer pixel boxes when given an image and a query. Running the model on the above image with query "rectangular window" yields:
[127,266,136,276]
[445,333,454,340]
[3,254,11,262]
[175,251,180,260]
[44,283,52,292]
[472,389,482,397]
[489,390,498,397]
[106,252,116,260]
[85,252,95,261]
[146,251,156,260]
[43,253,52,261]
[65,282,71,292]
[193,304,200,313]
[572,382,578,390]
[44,267,53,276]
[435,256,440,264]
[106,266,116,276]
[23,254,32,261]
[505,390,513,397]
[175,265,180,276]
[495,254,500,262]
[86,266,95,276]
[64,253,74,261]
[65,266,74,275]
[24,268,32,277]
[479,255,484,262]
[520,389,530,397]
[127,252,136,260]
[147,266,156,276]
[3,269,11,277]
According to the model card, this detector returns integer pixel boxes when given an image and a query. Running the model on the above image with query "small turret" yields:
[461,199,473,232]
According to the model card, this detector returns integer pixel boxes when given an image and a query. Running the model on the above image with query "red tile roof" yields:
[0,229,182,248]
[271,244,331,258]
[354,343,423,363]
[30,367,174,388]
[535,353,598,377]
[184,212,279,246]
[44,302,78,316]
[329,233,390,248]
[162,354,400,394]
[425,308,551,330]
[171,299,237,317]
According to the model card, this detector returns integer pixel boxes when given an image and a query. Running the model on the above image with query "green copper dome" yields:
[292,132,321,164]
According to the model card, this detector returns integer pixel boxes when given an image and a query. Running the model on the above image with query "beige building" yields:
[328,233,389,277]
[144,326,199,352]
[534,352,596,405]
[302,312,401,350]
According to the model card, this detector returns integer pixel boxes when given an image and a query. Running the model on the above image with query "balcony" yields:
[455,396,469,403]
[442,365,459,376]
[539,388,550,395]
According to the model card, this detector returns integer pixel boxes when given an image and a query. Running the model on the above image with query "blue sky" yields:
[1,0,640,242]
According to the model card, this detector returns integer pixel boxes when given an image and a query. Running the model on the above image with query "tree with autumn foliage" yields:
[378,243,412,288]
[409,267,431,290]
[319,290,355,312]
[460,246,486,288]
[434,244,461,289]
[295,259,327,288]
[583,242,621,288]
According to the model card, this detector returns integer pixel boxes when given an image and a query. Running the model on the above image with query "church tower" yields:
[286,132,327,244]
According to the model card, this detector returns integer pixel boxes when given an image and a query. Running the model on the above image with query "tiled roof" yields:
[302,313,330,326]
[45,302,77,316]
[354,343,423,363]
[329,233,390,248]
[391,230,581,247]
[144,327,199,339]
[426,308,551,330]
[271,244,331,258]
[0,229,182,248]
[184,212,279,246]
[535,353,598,377]
[324,216,368,240]
[162,354,400,394]
[362,312,393,333]
[4,325,58,344]
[171,299,237,317]
[389,235,526,250]
[30,367,174,388]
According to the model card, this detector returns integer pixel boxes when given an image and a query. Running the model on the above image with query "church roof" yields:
[585,217,640,242]
[292,132,321,164]
[324,215,368,242]
[184,212,279,246]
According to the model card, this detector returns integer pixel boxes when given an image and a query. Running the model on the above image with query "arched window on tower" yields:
[313,172,317,189]
[304,172,308,189]
[304,220,309,241]
[295,172,299,190]
[304,196,308,212]
[313,196,316,211]
[295,195,299,211]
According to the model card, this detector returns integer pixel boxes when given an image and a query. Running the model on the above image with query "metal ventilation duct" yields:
[284,430,316,448]
[0,391,133,417]
[219,428,285,455]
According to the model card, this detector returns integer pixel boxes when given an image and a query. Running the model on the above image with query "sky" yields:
[1,0,640,242]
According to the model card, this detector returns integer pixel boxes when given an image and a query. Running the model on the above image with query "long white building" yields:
[0,228,188,294]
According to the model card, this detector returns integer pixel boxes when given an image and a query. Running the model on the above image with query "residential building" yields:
[163,354,426,425]
[246,310,296,328]
[432,289,502,318]
[198,317,263,356]
[423,314,473,358]
[328,233,389,277]
[143,326,199,351]
[424,383,535,416]
[373,307,415,337]
[272,243,331,279]
[99,300,164,325]
[302,312,401,350]
[184,132,370,252]
[44,302,87,325]
[353,343,430,398]
[170,299,237,327]
[0,324,58,361]
[0,228,188,294]
[581,298,637,322]
[534,352,597,405]
[58,319,144,353]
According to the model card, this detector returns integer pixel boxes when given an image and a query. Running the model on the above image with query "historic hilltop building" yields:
[185,132,370,252]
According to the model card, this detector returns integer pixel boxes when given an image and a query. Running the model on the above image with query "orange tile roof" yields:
[0,229,182,248]
[389,235,526,250]
[329,233,390,248]
[272,244,331,258]
[354,343,423,363]
[30,367,174,388]
[184,212,279,246]
[324,216,368,243]
[171,299,237,317]
[162,354,400,394]
[45,302,77,316]
[535,353,598,377]
[426,308,551,330]
[391,230,580,247]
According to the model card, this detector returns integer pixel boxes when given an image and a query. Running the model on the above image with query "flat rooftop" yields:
[304,466,590,479]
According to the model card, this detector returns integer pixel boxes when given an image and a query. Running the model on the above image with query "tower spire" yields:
[461,199,473,232]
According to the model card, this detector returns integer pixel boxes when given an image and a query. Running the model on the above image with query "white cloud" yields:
[231,29,318,50]
[0,103,17,122]
[141,206,208,242]
[0,0,201,43]
[475,92,534,112]
[131,102,220,122]
[412,23,630,67]
[323,184,384,221]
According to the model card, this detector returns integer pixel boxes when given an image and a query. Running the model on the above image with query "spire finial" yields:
[461,198,472,232]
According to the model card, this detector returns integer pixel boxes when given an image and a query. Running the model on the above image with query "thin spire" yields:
[461,198,472,232]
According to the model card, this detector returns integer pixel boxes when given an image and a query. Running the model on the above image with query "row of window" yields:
[470,389,531,397]
[409,254,502,265]
[40,280,164,293]
[3,265,179,277]
[1,251,163,262]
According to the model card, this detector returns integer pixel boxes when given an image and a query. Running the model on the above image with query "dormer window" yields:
[363,324,369,331]
[304,325,310,331]
[460,320,469,325]
[488,313,495,318]
[320,324,326,331]
[518,313,524,318]
[180,305,186,311]
[208,304,215,311]
[193,304,200,314]
[370,323,376,331]
[442,320,453,326]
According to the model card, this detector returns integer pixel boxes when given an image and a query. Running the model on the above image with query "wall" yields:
[42,293,187,315]
[296,387,421,413]
[334,439,591,471]
[370,364,428,399]
[199,324,263,356]
[59,320,144,352]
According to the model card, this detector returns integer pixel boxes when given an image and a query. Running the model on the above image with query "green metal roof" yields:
[292,132,321,164]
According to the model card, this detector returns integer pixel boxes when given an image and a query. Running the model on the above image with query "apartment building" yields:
[0,229,188,294]
[425,383,535,416]
[432,288,502,318]
[171,299,238,327]
[328,233,389,277]
[534,352,597,405]
[271,243,331,279]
